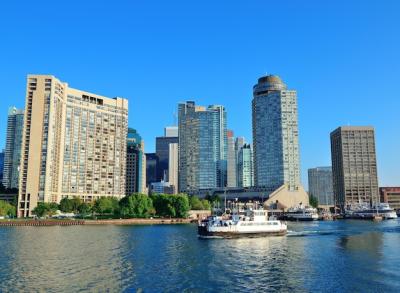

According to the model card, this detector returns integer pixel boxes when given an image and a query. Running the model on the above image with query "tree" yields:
[0,200,16,217]
[59,198,73,213]
[309,195,319,208]
[93,197,119,215]
[78,202,92,217]
[205,194,221,205]
[70,197,82,212]
[173,194,190,218]
[119,193,154,218]
[32,202,58,218]
[201,199,211,210]
[189,196,204,210]
[151,194,174,217]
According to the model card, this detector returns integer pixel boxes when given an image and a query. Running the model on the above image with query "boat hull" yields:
[198,226,287,238]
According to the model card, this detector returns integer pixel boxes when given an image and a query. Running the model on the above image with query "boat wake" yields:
[287,230,335,237]
[197,235,224,239]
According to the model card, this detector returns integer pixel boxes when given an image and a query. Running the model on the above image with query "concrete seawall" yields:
[0,220,85,226]
[85,218,193,225]
[0,218,194,227]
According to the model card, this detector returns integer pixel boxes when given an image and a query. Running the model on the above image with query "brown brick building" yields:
[380,187,400,210]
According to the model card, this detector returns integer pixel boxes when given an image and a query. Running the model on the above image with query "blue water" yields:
[0,220,399,292]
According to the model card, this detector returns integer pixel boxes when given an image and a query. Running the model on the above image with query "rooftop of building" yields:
[331,126,375,134]
[253,74,288,94]
[257,75,283,85]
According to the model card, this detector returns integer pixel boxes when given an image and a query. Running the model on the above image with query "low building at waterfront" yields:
[188,184,309,210]
[380,187,400,210]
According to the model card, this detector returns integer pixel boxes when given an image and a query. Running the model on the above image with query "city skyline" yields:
[1,1,399,187]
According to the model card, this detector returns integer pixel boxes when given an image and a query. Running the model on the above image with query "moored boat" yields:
[198,208,287,238]
[283,204,319,221]
[345,203,397,220]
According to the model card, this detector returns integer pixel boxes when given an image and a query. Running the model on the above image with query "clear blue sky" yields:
[0,0,399,187]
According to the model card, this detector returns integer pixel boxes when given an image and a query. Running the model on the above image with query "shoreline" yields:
[0,218,194,227]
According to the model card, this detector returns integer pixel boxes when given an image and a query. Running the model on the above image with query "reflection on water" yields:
[0,226,134,292]
[0,220,399,292]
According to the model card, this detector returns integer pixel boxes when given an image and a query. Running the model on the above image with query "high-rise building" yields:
[168,143,178,193]
[145,153,158,187]
[178,101,227,192]
[155,130,178,182]
[330,126,379,211]
[2,107,24,189]
[0,150,4,184]
[126,128,146,195]
[308,167,334,206]
[18,75,128,217]
[237,144,254,188]
[164,126,178,137]
[235,137,245,186]
[226,130,237,187]
[252,75,300,191]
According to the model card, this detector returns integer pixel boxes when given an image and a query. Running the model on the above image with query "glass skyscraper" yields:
[0,151,4,184]
[126,128,146,194]
[155,128,178,182]
[252,75,300,191]
[237,144,254,188]
[178,101,227,192]
[308,167,334,206]
[2,107,24,189]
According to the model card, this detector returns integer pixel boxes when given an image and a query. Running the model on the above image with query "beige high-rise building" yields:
[168,143,178,193]
[18,75,128,217]
[330,126,379,212]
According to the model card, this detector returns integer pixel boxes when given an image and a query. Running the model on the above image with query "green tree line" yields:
[31,194,213,219]
[0,200,16,218]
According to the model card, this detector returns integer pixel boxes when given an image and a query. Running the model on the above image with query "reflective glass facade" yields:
[252,75,300,191]
[2,107,24,189]
[178,102,227,192]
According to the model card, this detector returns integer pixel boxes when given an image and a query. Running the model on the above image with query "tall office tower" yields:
[155,126,178,182]
[126,128,146,195]
[308,167,334,206]
[237,144,254,188]
[330,126,379,211]
[2,107,24,189]
[145,153,158,186]
[18,75,128,217]
[168,143,178,193]
[0,150,4,184]
[234,137,245,185]
[178,101,227,192]
[252,75,300,191]
[226,130,237,187]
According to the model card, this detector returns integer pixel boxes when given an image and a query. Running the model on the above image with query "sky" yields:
[0,0,399,187]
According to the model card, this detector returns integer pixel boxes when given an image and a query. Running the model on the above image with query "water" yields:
[0,220,399,292]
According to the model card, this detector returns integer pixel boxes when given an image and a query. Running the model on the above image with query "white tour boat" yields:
[345,203,397,220]
[198,209,287,238]
[284,205,319,221]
